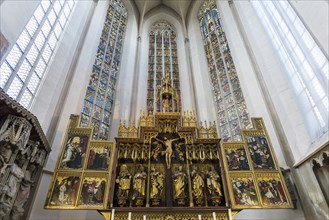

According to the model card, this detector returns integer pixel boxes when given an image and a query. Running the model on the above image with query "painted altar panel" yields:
[245,135,276,170]
[58,133,89,170]
[77,173,109,209]
[45,115,115,210]
[222,143,251,171]
[227,172,260,208]
[255,173,290,207]
[45,172,82,208]
[221,118,293,209]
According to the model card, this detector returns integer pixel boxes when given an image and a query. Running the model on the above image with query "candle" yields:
[228,209,232,220]
[212,212,216,220]
[128,212,132,220]
[198,214,202,220]
[111,209,115,220]
[143,215,146,220]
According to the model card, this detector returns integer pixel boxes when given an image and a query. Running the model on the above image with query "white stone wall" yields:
[187,1,218,123]
[110,0,139,139]
[291,0,329,56]
[231,1,328,219]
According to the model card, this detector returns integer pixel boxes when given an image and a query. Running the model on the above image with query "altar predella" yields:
[45,74,293,220]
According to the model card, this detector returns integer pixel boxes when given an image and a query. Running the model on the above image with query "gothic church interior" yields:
[0,0,328,219]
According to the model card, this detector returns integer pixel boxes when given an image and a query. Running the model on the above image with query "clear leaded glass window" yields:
[251,1,328,141]
[147,21,181,113]
[80,0,127,140]
[198,0,252,142]
[0,0,75,108]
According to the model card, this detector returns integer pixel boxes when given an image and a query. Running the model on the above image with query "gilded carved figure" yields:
[150,166,164,205]
[154,137,180,169]
[132,165,147,205]
[116,164,131,198]
[191,166,205,205]
[172,166,186,200]
[151,142,162,161]
[206,166,222,198]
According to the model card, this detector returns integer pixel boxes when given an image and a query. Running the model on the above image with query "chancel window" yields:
[198,0,252,142]
[80,0,127,140]
[147,21,181,113]
[251,1,328,141]
[0,0,75,108]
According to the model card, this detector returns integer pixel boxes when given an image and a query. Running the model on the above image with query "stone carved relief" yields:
[0,115,48,220]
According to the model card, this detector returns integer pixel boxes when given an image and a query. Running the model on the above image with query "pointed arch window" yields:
[147,21,181,113]
[80,0,127,140]
[198,0,252,142]
[251,1,328,141]
[0,0,76,108]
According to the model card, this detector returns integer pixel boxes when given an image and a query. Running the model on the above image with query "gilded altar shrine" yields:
[45,110,292,219]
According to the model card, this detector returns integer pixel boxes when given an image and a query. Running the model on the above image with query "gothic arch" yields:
[133,9,193,116]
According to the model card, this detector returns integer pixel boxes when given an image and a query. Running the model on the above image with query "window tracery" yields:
[0,0,75,108]
[80,0,127,140]
[147,21,181,113]
[198,0,252,142]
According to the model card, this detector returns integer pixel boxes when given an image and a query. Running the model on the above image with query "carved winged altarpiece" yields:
[45,111,292,219]
[45,59,292,220]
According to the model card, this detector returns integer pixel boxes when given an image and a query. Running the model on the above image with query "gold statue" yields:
[206,166,222,197]
[116,164,131,198]
[132,164,147,201]
[151,142,161,161]
[172,166,186,199]
[150,166,164,199]
[191,166,205,201]
[162,94,170,112]
[154,137,180,169]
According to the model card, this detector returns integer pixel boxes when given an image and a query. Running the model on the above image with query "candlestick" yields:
[198,214,202,220]
[143,215,146,220]
[229,208,232,220]
[213,212,216,220]
[128,212,132,220]
[111,209,115,220]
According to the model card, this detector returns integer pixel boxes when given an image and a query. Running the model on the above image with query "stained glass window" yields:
[251,1,328,141]
[0,0,75,108]
[80,0,127,140]
[147,21,181,113]
[198,0,252,142]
